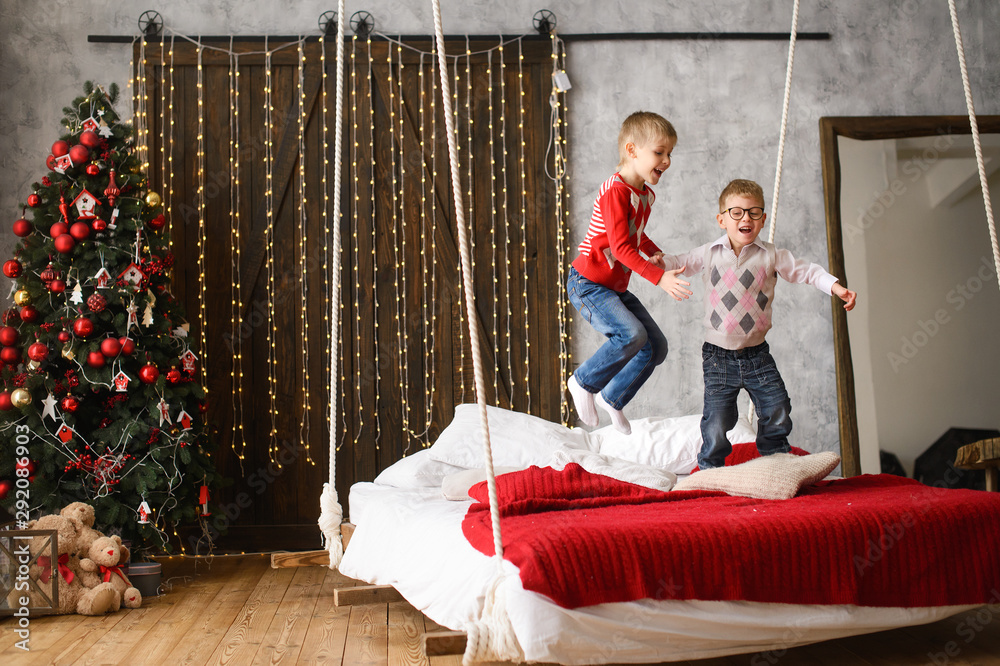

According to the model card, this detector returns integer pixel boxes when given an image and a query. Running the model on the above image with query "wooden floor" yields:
[3,553,1000,665]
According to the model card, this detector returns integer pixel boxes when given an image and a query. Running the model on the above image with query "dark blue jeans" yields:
[567,267,668,409]
[699,341,792,469]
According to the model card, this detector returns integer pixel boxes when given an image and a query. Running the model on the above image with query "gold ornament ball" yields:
[13,290,31,306]
[62,348,75,361]
[10,388,32,408]
[145,191,162,207]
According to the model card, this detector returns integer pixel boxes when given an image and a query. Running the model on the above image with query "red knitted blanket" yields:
[462,464,1000,609]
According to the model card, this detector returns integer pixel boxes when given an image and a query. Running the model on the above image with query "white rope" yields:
[430,0,503,572]
[767,0,799,244]
[319,0,347,569]
[750,0,799,428]
[428,0,521,662]
[948,0,1000,293]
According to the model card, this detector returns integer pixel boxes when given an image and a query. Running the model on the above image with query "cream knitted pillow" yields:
[673,451,840,500]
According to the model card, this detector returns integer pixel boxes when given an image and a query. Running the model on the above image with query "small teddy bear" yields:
[79,535,142,611]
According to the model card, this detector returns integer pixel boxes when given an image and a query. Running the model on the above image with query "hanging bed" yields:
[337,405,1000,663]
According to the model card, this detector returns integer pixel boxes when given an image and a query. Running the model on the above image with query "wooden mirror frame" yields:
[820,115,1000,477]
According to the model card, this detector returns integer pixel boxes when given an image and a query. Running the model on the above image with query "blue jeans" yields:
[566,267,668,409]
[699,341,792,469]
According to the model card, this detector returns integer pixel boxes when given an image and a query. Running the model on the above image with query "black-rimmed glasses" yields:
[725,207,764,221]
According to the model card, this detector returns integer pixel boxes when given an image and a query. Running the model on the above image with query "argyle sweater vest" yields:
[702,242,777,350]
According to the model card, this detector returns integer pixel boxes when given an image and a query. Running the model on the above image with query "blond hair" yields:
[618,111,677,168]
[718,179,765,211]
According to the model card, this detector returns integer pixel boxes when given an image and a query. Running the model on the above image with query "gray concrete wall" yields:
[2,1,998,453]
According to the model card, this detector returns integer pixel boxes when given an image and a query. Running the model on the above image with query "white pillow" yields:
[593,414,757,475]
[373,448,467,488]
[427,404,595,469]
[673,451,840,500]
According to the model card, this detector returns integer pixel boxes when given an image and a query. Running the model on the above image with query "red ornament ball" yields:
[118,337,136,355]
[0,347,20,364]
[48,279,66,294]
[86,351,105,368]
[148,214,167,231]
[72,317,94,338]
[69,221,91,241]
[19,306,39,323]
[46,155,57,171]
[86,293,106,313]
[60,396,80,412]
[100,337,121,357]
[50,222,68,238]
[79,130,101,149]
[51,140,70,157]
[0,392,12,411]
[0,326,18,346]
[3,260,22,278]
[139,364,159,384]
[92,218,107,232]
[27,193,41,208]
[68,144,90,165]
[54,234,75,254]
[27,342,48,362]
[167,368,182,384]
[0,479,11,500]
[57,331,71,343]
[40,265,56,283]
[85,163,101,176]
[13,219,32,237]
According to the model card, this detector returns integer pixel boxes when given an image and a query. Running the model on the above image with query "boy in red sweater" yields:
[567,111,691,434]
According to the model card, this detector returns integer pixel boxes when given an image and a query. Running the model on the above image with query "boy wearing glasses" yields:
[661,179,856,469]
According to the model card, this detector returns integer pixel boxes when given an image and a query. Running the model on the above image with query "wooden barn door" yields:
[136,36,568,552]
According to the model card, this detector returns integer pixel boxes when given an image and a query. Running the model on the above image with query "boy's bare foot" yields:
[567,375,598,427]
[596,392,631,435]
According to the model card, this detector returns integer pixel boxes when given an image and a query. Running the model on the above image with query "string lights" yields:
[297,37,314,463]
[131,31,570,471]
[196,42,208,396]
[228,39,246,465]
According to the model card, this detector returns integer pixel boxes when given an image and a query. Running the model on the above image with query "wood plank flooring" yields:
[2,553,999,665]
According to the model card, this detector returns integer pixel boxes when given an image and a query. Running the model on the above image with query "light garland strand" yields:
[460,40,474,404]
[297,37,314,462]
[486,48,499,404]
[264,38,279,459]
[228,42,246,466]
[196,42,209,388]
[350,35,364,450]
[368,35,382,451]
[386,42,409,449]
[498,37,514,409]
[167,35,176,262]
[517,38,531,411]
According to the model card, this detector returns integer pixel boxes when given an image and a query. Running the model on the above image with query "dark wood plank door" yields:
[137,36,568,551]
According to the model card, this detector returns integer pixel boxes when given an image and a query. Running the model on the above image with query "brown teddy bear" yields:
[60,501,103,561]
[79,535,142,611]
[16,513,118,616]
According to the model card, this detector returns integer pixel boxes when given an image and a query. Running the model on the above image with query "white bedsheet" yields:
[338,481,978,664]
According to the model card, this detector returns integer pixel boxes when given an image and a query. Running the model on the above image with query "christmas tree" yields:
[0,82,220,556]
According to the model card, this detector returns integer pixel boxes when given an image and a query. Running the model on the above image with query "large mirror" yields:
[821,116,1000,478]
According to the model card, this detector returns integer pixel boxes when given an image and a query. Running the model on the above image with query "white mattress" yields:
[338,481,978,664]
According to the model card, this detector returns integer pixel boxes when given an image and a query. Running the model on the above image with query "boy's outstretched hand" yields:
[658,266,692,301]
[833,283,857,311]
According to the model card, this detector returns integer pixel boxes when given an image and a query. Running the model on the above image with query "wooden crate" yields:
[0,525,60,616]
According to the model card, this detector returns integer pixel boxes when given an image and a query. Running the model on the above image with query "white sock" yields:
[596,393,631,435]
[567,375,598,427]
